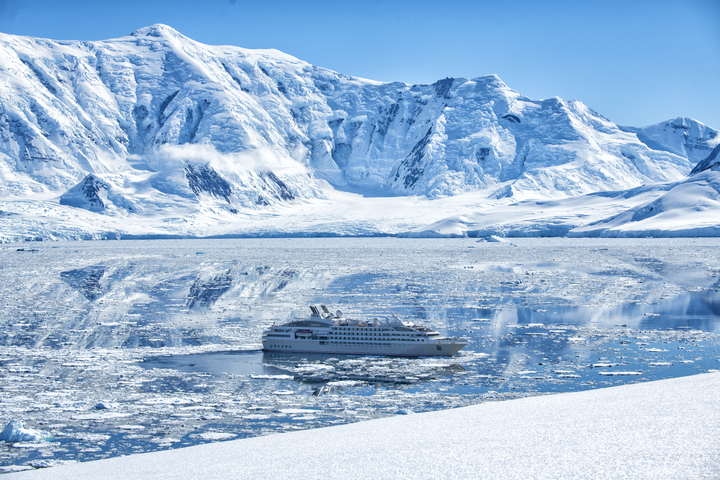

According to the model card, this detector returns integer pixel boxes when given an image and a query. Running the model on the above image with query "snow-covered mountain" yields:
[0,24,718,240]
[404,144,720,238]
[621,117,719,167]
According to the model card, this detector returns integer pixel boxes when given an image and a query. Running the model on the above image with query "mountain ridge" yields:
[0,24,718,240]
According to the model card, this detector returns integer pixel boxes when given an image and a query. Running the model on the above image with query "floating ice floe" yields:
[193,432,236,441]
[278,408,321,415]
[272,390,295,395]
[477,236,508,243]
[326,380,362,387]
[28,459,76,469]
[0,420,49,443]
[293,364,335,372]
[118,425,145,430]
[598,371,643,376]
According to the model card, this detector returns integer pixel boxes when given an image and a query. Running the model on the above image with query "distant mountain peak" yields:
[667,116,704,129]
[129,24,185,40]
[472,74,507,86]
[620,117,719,166]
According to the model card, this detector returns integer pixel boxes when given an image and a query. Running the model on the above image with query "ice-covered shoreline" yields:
[3,181,720,243]
[7,372,719,479]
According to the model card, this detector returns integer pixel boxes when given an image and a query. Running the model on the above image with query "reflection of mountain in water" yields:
[186,270,233,308]
[273,269,295,293]
[638,288,720,331]
[230,267,298,299]
[488,288,720,332]
[60,266,106,300]
[703,278,720,317]
[251,266,296,295]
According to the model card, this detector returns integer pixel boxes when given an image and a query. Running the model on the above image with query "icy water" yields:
[1,238,719,471]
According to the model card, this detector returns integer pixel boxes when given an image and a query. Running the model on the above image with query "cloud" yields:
[133,144,310,175]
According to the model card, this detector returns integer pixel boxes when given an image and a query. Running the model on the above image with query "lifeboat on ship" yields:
[294,329,313,339]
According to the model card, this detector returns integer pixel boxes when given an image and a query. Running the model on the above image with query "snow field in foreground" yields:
[7,371,720,479]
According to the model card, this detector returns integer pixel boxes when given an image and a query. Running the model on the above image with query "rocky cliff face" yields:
[0,24,717,215]
[690,144,720,175]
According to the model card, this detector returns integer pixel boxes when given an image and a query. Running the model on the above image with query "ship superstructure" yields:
[262,305,468,357]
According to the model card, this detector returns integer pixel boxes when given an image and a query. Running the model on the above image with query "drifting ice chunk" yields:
[477,235,508,243]
[29,460,76,469]
[1,421,49,442]
[195,432,236,441]
[598,371,643,376]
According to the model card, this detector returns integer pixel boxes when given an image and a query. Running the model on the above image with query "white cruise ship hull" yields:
[262,306,468,357]
[262,335,466,357]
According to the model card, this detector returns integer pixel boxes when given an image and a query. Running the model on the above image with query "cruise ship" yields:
[261,305,468,357]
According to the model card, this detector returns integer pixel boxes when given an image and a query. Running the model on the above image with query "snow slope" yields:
[8,372,720,479]
[0,25,718,239]
[571,163,720,237]
[404,143,720,238]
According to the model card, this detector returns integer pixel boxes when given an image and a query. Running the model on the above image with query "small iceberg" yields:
[477,235,507,243]
[1,421,49,443]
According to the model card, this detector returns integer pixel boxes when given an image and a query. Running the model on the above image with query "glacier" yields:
[0,24,718,241]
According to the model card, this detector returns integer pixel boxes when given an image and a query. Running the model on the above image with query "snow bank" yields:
[8,372,720,479]
[572,169,720,237]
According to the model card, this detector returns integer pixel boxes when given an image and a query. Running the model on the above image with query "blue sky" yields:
[1,0,718,129]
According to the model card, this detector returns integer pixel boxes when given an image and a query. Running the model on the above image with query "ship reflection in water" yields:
[144,349,467,392]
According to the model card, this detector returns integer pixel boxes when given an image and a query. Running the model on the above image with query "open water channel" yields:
[0,238,718,471]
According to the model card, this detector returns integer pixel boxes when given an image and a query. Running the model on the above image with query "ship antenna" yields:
[388,311,404,325]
